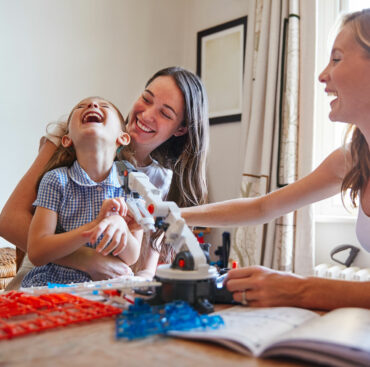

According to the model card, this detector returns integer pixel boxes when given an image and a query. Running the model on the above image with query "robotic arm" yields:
[116,160,212,274]
[116,161,220,313]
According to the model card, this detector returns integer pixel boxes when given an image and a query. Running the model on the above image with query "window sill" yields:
[315,215,356,224]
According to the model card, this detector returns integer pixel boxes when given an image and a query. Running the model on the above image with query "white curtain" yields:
[230,0,316,275]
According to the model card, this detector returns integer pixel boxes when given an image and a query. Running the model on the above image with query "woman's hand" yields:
[55,247,134,280]
[225,266,305,308]
[83,215,129,257]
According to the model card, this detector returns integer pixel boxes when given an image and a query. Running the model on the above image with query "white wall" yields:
[0,0,248,253]
[0,0,187,246]
[182,0,249,255]
[3,0,367,271]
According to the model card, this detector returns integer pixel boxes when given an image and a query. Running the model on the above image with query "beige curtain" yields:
[230,0,315,275]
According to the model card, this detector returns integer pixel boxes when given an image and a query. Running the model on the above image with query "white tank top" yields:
[136,159,172,199]
[356,200,370,252]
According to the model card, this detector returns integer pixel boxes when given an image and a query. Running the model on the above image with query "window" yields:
[313,0,368,222]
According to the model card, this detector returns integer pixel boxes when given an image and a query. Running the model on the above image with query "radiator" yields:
[314,263,370,281]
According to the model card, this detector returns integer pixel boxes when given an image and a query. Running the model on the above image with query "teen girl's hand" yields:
[83,215,129,257]
[98,198,128,220]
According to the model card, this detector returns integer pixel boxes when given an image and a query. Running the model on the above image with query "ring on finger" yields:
[241,290,248,306]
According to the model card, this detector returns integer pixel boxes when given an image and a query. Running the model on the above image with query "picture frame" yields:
[197,16,247,125]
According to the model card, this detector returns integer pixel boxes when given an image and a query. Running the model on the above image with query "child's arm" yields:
[27,206,100,266]
[84,215,143,266]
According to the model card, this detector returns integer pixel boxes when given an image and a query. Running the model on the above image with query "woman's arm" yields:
[225,266,370,309]
[0,140,57,251]
[56,248,134,280]
[181,148,347,227]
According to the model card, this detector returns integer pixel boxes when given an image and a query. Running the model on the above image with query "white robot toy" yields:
[116,161,231,313]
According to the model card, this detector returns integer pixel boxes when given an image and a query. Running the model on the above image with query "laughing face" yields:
[126,76,187,164]
[62,97,129,149]
[319,25,370,126]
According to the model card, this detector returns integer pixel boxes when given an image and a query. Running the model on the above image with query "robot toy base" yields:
[151,275,217,314]
[150,265,234,314]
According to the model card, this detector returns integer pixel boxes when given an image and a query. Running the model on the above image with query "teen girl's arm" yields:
[0,140,57,251]
[181,148,348,227]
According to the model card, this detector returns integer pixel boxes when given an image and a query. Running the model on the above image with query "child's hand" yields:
[84,215,129,256]
[124,211,142,232]
[98,198,128,220]
[124,199,148,232]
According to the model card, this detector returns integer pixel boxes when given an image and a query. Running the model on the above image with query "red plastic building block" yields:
[0,291,122,340]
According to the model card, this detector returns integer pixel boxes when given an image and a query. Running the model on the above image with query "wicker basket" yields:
[0,247,16,289]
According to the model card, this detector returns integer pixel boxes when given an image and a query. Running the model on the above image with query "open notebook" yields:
[170,306,370,367]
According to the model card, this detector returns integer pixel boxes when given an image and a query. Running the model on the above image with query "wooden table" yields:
[0,306,314,367]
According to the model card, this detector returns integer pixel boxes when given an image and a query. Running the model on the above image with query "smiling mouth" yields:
[327,91,338,105]
[82,111,104,123]
[136,119,154,133]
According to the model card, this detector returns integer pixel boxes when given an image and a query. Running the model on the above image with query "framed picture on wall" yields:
[197,16,247,125]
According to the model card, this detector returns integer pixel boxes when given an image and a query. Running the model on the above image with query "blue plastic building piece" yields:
[116,298,224,340]
[47,282,75,288]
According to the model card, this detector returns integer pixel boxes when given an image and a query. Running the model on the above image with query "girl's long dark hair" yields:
[130,67,210,265]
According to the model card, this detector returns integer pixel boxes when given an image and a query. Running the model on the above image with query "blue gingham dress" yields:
[22,161,127,287]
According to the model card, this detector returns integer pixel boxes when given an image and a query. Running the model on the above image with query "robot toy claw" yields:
[116,161,228,314]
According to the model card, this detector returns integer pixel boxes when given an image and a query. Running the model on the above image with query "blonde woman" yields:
[182,10,370,310]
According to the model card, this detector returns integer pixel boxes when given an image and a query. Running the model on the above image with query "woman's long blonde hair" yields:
[341,9,370,206]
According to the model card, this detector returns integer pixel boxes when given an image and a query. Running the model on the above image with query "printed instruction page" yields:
[171,306,318,355]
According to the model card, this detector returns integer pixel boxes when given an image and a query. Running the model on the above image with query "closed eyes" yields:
[142,93,175,120]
